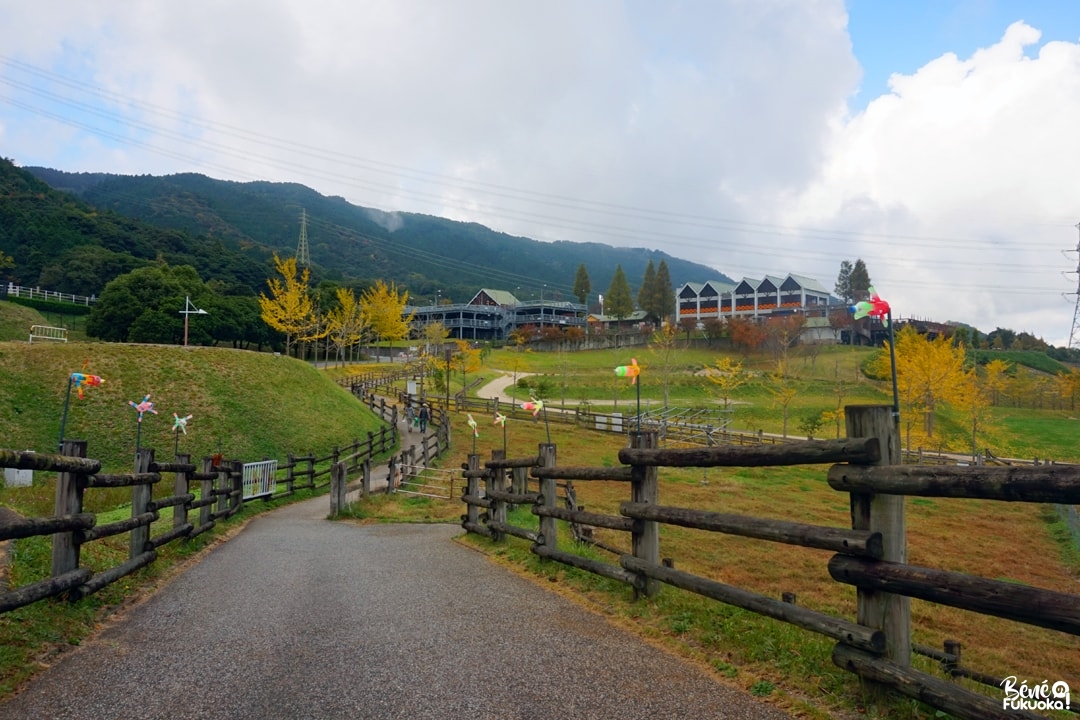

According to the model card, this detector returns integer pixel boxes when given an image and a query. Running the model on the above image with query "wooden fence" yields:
[0,425,398,615]
[460,404,1080,720]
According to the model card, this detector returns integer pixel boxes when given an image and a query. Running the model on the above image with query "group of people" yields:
[404,402,430,433]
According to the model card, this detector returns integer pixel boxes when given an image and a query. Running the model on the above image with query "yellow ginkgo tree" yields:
[258,253,314,357]
[326,287,368,366]
[873,325,967,451]
[359,280,414,362]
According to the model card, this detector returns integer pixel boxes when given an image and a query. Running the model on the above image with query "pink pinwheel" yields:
[128,394,158,422]
[521,397,544,418]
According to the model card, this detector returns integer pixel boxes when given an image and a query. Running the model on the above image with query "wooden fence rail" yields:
[460,404,1078,720]
[0,423,402,616]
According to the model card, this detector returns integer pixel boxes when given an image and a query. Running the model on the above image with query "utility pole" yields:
[1069,222,1080,350]
[296,208,310,268]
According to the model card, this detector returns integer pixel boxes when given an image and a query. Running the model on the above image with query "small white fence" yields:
[242,459,278,499]
[396,465,457,499]
[28,325,68,343]
[5,283,96,306]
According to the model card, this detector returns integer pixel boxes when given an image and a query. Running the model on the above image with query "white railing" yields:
[28,325,68,343]
[4,283,97,306]
[242,459,278,499]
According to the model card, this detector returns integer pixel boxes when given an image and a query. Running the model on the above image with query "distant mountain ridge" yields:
[22,164,733,302]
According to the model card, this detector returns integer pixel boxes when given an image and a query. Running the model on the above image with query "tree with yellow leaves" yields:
[873,325,967,451]
[359,280,415,362]
[765,361,799,437]
[326,287,368,366]
[451,339,481,394]
[258,253,314,357]
[649,323,679,408]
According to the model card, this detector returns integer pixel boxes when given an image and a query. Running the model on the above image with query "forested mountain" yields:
[20,162,731,302]
[0,159,273,296]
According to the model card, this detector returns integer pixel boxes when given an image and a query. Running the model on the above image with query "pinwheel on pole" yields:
[852,286,899,426]
[172,412,193,456]
[57,362,104,452]
[615,358,642,431]
[128,394,158,453]
[521,396,551,444]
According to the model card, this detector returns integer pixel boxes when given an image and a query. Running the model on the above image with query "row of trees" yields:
[570,259,675,323]
[83,254,417,360]
[872,325,1080,456]
[257,254,413,362]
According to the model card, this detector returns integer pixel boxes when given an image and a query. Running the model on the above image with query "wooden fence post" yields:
[386,456,397,495]
[362,457,371,497]
[285,452,295,495]
[630,431,660,598]
[131,448,154,558]
[512,465,527,498]
[231,460,244,514]
[488,449,506,541]
[537,443,557,555]
[174,453,190,531]
[329,462,347,516]
[51,439,87,578]
[466,454,480,528]
[306,455,315,490]
[845,405,910,666]
[200,457,214,528]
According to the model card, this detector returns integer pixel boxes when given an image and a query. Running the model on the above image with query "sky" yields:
[1,1,1080,345]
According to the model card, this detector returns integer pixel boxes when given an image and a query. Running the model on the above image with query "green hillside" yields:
[0,339,384,513]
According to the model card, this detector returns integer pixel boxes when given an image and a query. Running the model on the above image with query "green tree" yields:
[572,263,591,305]
[654,260,675,323]
[637,261,657,322]
[258,253,314,357]
[87,264,206,343]
[835,260,854,304]
[835,259,872,304]
[605,265,635,321]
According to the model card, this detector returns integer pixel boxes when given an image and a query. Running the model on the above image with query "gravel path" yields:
[0,497,793,720]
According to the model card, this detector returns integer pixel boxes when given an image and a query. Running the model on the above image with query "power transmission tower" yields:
[1069,221,1080,350]
[295,208,311,268]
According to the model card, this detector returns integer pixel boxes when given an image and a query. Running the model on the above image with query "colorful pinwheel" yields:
[852,287,891,326]
[128,394,158,422]
[614,358,641,384]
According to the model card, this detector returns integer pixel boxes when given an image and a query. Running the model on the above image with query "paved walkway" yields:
[475,371,533,404]
[0,493,792,720]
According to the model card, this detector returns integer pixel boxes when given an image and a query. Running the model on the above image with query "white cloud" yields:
[783,21,1080,345]
[2,3,1075,342]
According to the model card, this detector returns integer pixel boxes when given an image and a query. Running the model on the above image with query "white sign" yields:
[3,468,32,487]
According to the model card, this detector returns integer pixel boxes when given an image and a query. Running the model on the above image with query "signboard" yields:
[3,468,32,487]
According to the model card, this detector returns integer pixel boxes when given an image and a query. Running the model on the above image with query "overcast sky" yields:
[2,1,1079,345]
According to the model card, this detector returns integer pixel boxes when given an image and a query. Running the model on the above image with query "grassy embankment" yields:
[0,302,389,695]
[359,344,1080,719]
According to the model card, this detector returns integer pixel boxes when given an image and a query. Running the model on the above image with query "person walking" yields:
[418,404,430,433]
[404,404,416,432]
